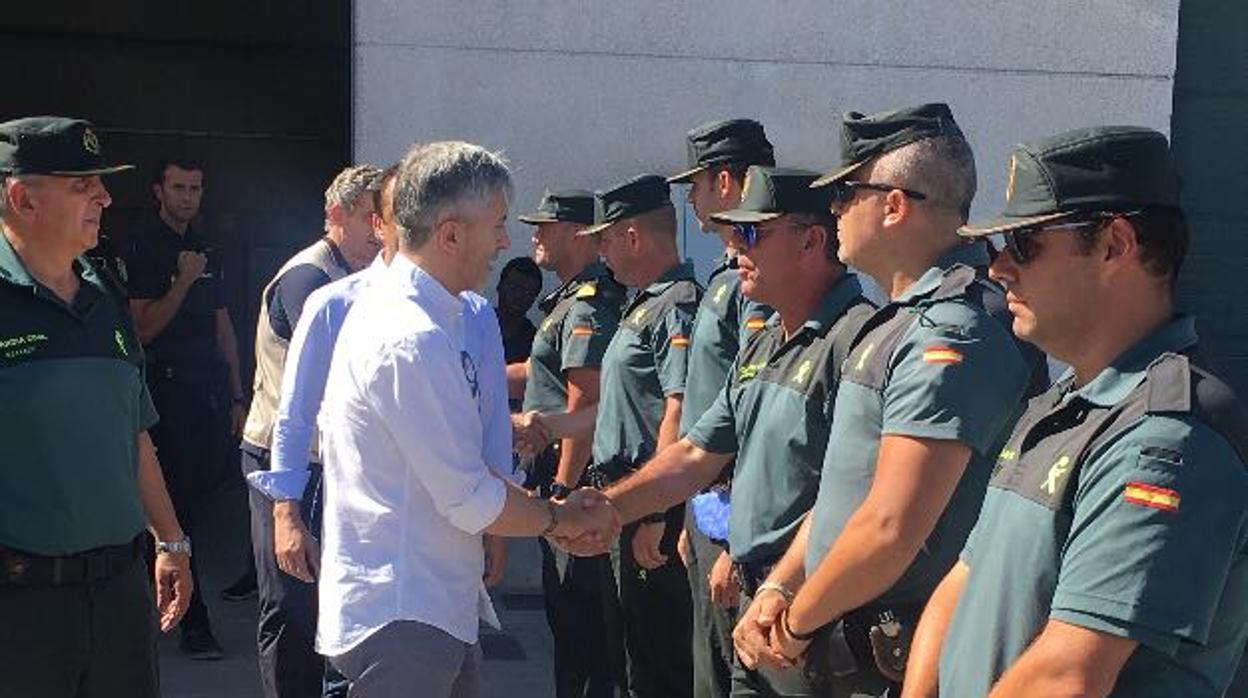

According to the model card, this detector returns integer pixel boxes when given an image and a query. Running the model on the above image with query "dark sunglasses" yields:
[829,180,927,208]
[996,218,1108,265]
[732,220,808,250]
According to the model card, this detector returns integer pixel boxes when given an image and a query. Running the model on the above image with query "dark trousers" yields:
[684,513,735,698]
[242,448,349,698]
[148,374,232,635]
[540,539,622,697]
[0,556,158,698]
[608,506,694,698]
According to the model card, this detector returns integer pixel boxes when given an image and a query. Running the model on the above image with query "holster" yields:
[803,603,920,685]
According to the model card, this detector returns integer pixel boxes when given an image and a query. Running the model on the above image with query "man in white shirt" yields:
[317,141,617,698]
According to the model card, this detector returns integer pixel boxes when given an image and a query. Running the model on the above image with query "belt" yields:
[584,456,637,489]
[0,536,145,587]
[733,558,778,597]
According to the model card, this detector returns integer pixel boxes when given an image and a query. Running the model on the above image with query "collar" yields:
[1066,315,1199,407]
[540,260,610,313]
[896,240,991,304]
[321,237,351,274]
[0,228,34,287]
[0,229,99,297]
[707,253,735,282]
[642,260,697,298]
[388,254,465,324]
[767,273,864,334]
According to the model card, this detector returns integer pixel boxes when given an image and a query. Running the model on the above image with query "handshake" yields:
[511,408,599,460]
[544,488,622,557]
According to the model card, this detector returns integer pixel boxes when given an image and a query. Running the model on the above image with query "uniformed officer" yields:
[574,166,876,697]
[667,118,776,698]
[903,127,1248,698]
[0,116,191,697]
[513,188,626,697]
[242,163,382,698]
[579,174,702,697]
[739,104,1033,697]
[123,155,245,658]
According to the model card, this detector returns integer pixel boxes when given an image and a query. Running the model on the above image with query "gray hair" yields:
[324,164,383,231]
[393,141,513,250]
[871,134,977,221]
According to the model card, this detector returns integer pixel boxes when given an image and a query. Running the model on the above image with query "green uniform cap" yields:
[811,103,962,189]
[710,166,833,224]
[960,126,1182,236]
[0,116,133,177]
[517,188,597,225]
[579,174,671,236]
[668,118,775,184]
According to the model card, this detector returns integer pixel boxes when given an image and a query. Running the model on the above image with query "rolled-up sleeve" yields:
[371,334,507,535]
[251,296,339,500]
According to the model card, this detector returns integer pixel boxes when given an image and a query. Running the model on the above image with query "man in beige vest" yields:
[240,164,382,698]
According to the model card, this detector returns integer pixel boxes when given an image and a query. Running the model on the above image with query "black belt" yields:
[0,536,145,587]
[584,456,637,489]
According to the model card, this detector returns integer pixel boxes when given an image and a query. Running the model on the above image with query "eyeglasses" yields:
[997,218,1107,265]
[731,220,807,250]
[829,180,927,210]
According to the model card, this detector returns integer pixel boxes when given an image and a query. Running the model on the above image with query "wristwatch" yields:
[155,536,193,557]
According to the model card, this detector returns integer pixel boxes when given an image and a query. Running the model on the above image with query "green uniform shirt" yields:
[686,274,873,564]
[522,261,625,414]
[679,257,772,436]
[592,261,701,467]
[805,244,1031,603]
[941,316,1248,697]
[0,233,156,555]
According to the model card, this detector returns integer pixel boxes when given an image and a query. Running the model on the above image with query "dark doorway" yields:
[1,1,352,386]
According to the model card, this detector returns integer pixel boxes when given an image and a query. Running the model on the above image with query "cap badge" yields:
[83,128,101,156]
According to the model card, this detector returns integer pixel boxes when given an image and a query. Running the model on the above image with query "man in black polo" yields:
[0,116,192,698]
[123,155,245,658]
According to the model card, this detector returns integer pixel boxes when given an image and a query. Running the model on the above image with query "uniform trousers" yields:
[607,505,694,698]
[0,555,158,698]
[684,512,736,698]
[242,448,349,698]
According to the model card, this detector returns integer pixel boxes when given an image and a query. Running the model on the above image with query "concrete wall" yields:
[1172,2,1248,397]
[353,0,1180,293]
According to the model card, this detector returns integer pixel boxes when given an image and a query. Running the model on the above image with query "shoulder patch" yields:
[670,334,690,348]
[745,317,767,332]
[922,346,963,365]
[1123,481,1180,513]
[571,324,594,337]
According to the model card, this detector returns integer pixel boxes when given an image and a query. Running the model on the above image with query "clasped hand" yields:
[512,410,553,459]
[547,488,621,556]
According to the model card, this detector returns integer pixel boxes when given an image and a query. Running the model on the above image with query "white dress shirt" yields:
[317,254,516,656]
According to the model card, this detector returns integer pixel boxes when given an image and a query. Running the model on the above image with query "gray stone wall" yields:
[353,1,1179,290]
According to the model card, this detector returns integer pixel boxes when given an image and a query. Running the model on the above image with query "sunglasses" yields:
[996,218,1109,265]
[829,180,927,209]
[731,220,809,250]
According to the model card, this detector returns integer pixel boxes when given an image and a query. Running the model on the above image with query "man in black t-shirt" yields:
[123,156,244,660]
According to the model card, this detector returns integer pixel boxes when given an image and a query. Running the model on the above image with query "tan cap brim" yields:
[516,212,560,225]
[709,209,783,225]
[809,159,865,189]
[958,210,1078,237]
[48,164,135,177]
[667,165,706,184]
[575,221,613,237]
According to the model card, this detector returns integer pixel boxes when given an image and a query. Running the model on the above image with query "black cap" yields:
[710,167,833,224]
[811,103,962,189]
[517,189,596,225]
[578,174,671,236]
[0,116,133,177]
[668,118,775,183]
[960,126,1181,236]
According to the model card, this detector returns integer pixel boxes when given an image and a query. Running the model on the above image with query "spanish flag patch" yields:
[671,334,690,348]
[571,325,594,337]
[746,317,767,332]
[922,346,964,365]
[1123,482,1180,513]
